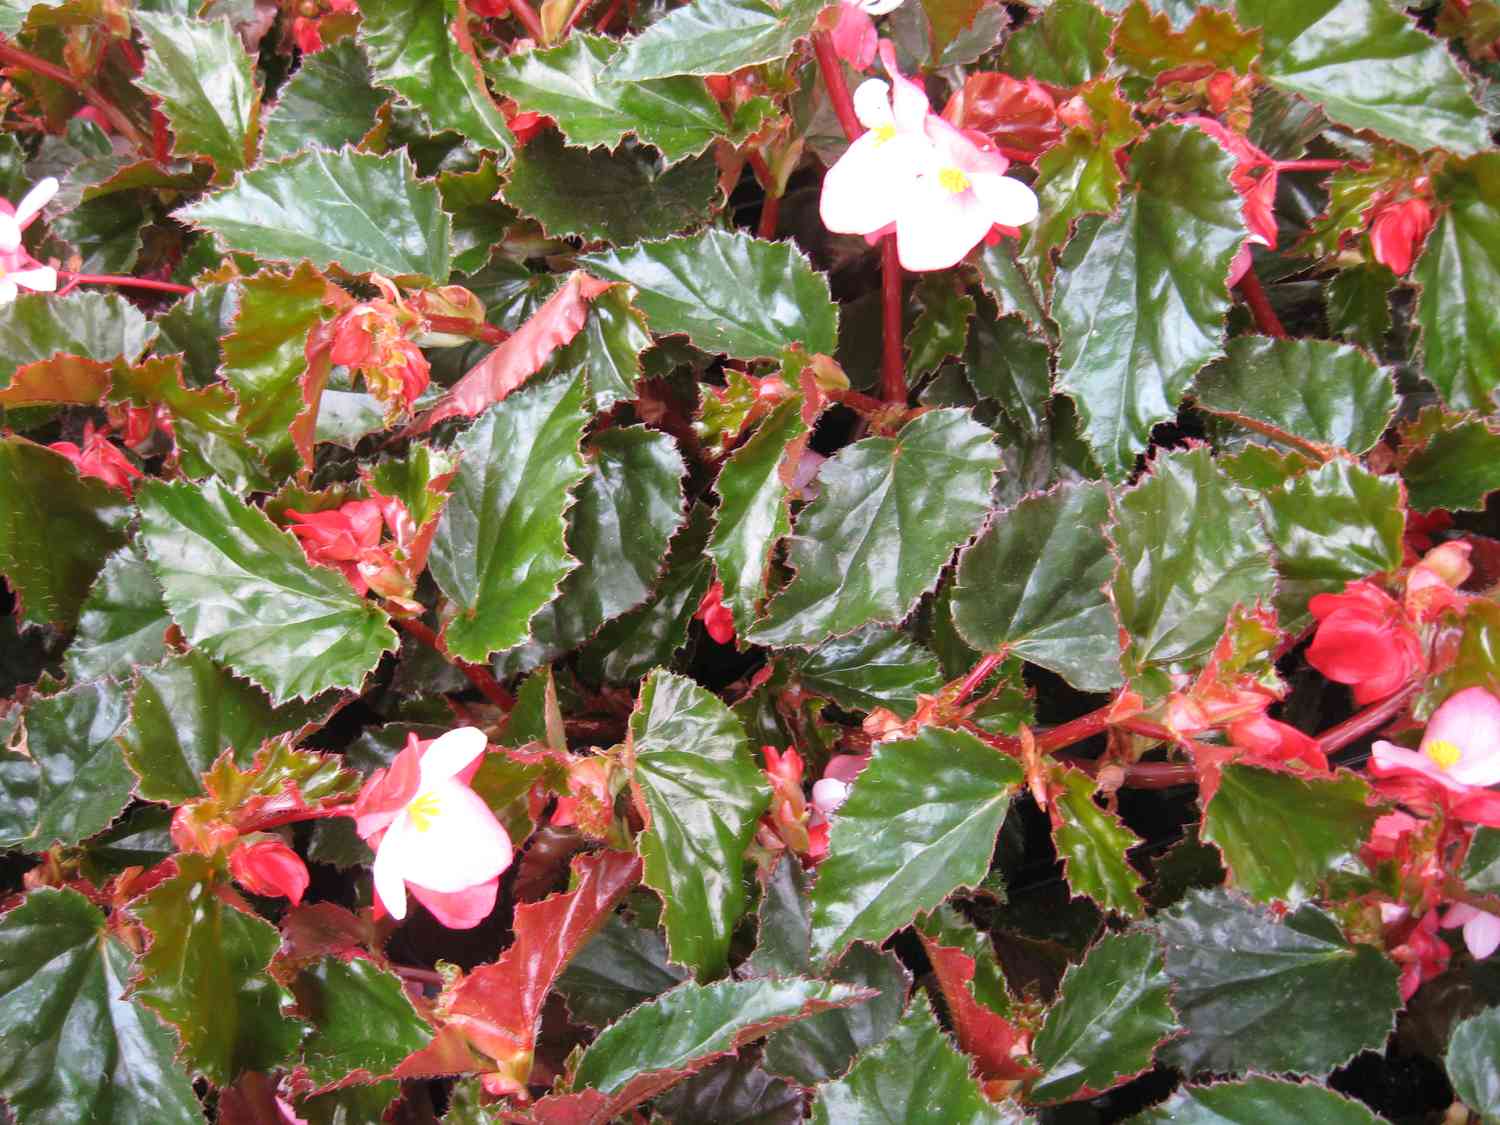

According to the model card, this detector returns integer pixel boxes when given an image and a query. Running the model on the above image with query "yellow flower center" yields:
[938,166,971,195]
[407,791,442,832]
[873,124,896,144]
[1424,739,1462,771]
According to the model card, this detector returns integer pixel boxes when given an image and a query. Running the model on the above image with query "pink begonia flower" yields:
[819,46,1038,272]
[1443,902,1500,961]
[49,423,142,494]
[1180,116,1278,288]
[1371,687,1500,826]
[354,727,513,929]
[0,177,59,304]
[829,0,904,70]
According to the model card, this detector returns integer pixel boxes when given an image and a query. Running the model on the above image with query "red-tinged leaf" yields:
[290,317,341,474]
[172,741,361,850]
[279,903,381,971]
[442,850,643,1091]
[525,1090,611,1125]
[0,355,111,406]
[918,931,1035,1082]
[417,272,613,430]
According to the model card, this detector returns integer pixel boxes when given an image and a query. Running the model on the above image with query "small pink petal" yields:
[409,878,499,930]
[1467,911,1500,960]
[1370,741,1470,795]
[1423,687,1500,787]
[831,4,877,70]
[968,172,1039,227]
[372,817,410,920]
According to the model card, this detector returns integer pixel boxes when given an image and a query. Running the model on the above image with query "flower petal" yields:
[1467,911,1500,960]
[408,878,499,929]
[0,214,19,253]
[0,280,17,305]
[418,726,489,786]
[14,177,59,227]
[389,779,512,893]
[820,133,921,235]
[372,816,410,920]
[895,178,993,271]
[1370,741,1470,794]
[852,79,893,132]
[10,267,56,294]
[969,172,1039,227]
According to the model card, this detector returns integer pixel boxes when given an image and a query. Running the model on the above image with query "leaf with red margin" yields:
[417,272,613,430]
[917,924,1036,1083]
[440,850,643,1090]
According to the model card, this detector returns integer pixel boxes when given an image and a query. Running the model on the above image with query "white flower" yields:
[0,177,60,304]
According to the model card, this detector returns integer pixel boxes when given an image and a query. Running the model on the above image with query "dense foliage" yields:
[3,0,1500,1119]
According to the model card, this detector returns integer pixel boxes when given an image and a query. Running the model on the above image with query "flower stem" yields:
[746,151,782,240]
[0,41,147,148]
[880,237,906,404]
[425,314,510,345]
[1236,270,1287,338]
[1059,754,1198,789]
[952,653,1005,707]
[60,271,193,296]
[1318,682,1420,758]
[509,0,546,40]
[811,32,861,143]
[395,617,516,710]
[1274,159,1347,173]
[1193,404,1332,462]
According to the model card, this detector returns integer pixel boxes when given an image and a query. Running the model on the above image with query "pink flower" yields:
[354,728,513,929]
[828,0,902,70]
[1392,908,1449,1000]
[1371,687,1500,794]
[0,177,59,304]
[49,424,142,494]
[287,500,384,594]
[1306,581,1423,704]
[1370,198,1434,276]
[694,581,736,645]
[230,835,311,905]
[1181,116,1277,287]
[1443,902,1500,961]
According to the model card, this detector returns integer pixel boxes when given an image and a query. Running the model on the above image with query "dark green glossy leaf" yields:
[579,229,838,360]
[1325,263,1393,352]
[0,437,129,628]
[1403,418,1500,513]
[488,32,772,163]
[15,678,132,850]
[572,977,864,1095]
[555,912,689,1027]
[1203,766,1380,906]
[1261,459,1404,629]
[1193,336,1396,455]
[0,291,155,387]
[953,481,1121,693]
[1053,124,1245,479]
[359,0,514,157]
[906,277,973,381]
[46,192,146,274]
[297,1083,401,1125]
[428,373,590,663]
[119,650,330,803]
[975,242,1049,338]
[1237,0,1489,156]
[708,397,807,635]
[793,625,945,718]
[1447,1006,1500,1122]
[155,282,239,385]
[965,312,1050,432]
[652,1057,803,1125]
[1131,1076,1384,1123]
[604,0,827,80]
[504,135,717,243]
[134,12,258,182]
[1031,931,1176,1104]
[1416,154,1500,411]
[1000,0,1111,85]
[178,148,452,283]
[63,544,168,682]
[261,41,386,162]
[131,854,303,1084]
[750,409,1000,647]
[295,956,433,1088]
[809,994,1017,1125]
[548,285,651,411]
[1462,827,1500,894]
[1152,889,1401,1074]
[137,479,396,704]
[918,905,1012,1016]
[809,726,1022,963]
[1109,447,1275,674]
[0,888,204,1125]
[629,670,769,979]
[1050,766,1146,916]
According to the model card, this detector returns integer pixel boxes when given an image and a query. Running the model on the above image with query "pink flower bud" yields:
[230,836,311,905]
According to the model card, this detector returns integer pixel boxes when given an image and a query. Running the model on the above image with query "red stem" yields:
[61,271,193,295]
[952,653,1004,707]
[1060,755,1198,789]
[1194,404,1331,462]
[392,965,445,986]
[1274,159,1347,173]
[0,41,146,147]
[251,803,356,831]
[746,151,782,240]
[425,314,509,344]
[1317,682,1419,757]
[509,0,546,39]
[880,237,906,404]
[395,617,516,710]
[1236,270,1287,339]
[1035,704,1112,753]
[811,31,861,142]
[593,0,624,30]
[831,387,891,416]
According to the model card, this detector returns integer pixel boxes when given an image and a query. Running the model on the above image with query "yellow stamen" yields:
[1424,739,1462,771]
[407,791,441,832]
[938,166,971,194]
[873,124,896,144]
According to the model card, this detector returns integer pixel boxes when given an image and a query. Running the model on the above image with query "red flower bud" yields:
[49,425,142,495]
[1370,198,1434,276]
[287,499,385,594]
[694,582,736,645]
[230,836,310,905]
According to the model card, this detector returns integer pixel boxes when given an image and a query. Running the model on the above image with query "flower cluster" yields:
[287,493,432,609]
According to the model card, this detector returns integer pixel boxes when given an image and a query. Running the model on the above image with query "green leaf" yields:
[573,977,865,1096]
[504,135,717,243]
[1193,336,1396,455]
[1260,459,1404,629]
[14,679,133,850]
[488,32,770,163]
[906,277,974,381]
[45,192,147,275]
[953,481,1122,693]
[155,281,239,383]
[965,312,1050,433]
[1202,765,1380,906]
[1403,418,1500,513]
[1050,766,1146,916]
[653,1058,803,1125]
[1000,0,1112,85]
[0,291,155,388]
[792,625,946,719]
[1054,123,1245,479]
[810,994,1017,1125]
[1448,1007,1500,1122]
[130,854,303,1084]
[1463,827,1500,894]
[1237,0,1488,156]
[604,0,827,80]
[708,397,807,635]
[1325,263,1393,352]
[629,670,769,979]
[579,229,838,360]
[177,148,452,283]
[556,912,690,1027]
[1152,889,1401,1075]
[134,12,258,182]
[358,0,514,157]
[1031,931,1176,1103]
[1131,1076,1385,1123]
[809,726,1022,963]
[1415,154,1500,411]
[63,543,170,683]
[295,956,433,1088]
[548,285,652,411]
[261,40,386,162]
[0,437,129,628]
[119,650,329,803]
[428,373,591,663]
[749,409,1000,648]
[0,888,204,1125]
[975,242,1049,338]
[1109,447,1275,674]
[137,479,396,704]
